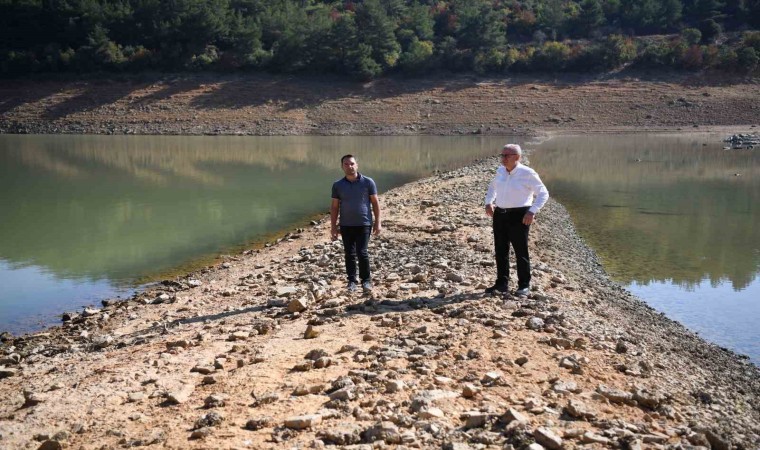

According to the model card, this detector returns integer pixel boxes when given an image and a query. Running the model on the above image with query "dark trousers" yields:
[492,207,531,289]
[340,225,371,283]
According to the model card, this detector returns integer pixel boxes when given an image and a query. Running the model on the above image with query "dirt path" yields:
[1,159,757,449]
[1,73,758,136]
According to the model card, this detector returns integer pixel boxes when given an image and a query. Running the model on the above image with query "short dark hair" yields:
[341,154,355,164]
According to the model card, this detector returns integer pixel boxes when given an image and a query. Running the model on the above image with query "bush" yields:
[702,44,720,67]
[568,42,607,71]
[742,31,760,52]
[737,47,759,71]
[190,45,219,69]
[718,47,738,70]
[531,41,572,71]
[603,34,638,67]
[398,38,434,73]
[637,40,678,67]
[473,48,505,74]
[680,28,702,46]
[680,44,704,69]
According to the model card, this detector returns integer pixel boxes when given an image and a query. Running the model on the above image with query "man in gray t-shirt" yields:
[330,154,382,293]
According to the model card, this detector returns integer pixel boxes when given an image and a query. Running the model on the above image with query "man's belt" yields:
[494,206,530,213]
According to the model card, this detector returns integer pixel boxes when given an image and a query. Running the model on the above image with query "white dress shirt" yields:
[485,163,549,214]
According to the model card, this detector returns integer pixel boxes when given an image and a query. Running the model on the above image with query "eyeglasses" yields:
[500,153,518,157]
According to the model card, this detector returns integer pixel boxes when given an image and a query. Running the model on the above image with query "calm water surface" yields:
[0,134,509,332]
[531,133,760,365]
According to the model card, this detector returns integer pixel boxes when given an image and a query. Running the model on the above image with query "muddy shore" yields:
[1,73,758,136]
[0,153,758,449]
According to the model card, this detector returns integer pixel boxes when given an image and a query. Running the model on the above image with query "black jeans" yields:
[492,206,531,289]
[340,225,372,283]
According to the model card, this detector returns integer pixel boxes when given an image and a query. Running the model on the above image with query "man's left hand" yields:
[373,223,382,235]
[522,212,535,225]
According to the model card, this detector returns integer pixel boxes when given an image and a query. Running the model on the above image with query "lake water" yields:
[0,134,509,332]
[530,133,760,365]
[2,133,758,366]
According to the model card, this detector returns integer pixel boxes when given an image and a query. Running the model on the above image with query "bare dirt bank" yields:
[1,72,758,136]
[0,158,758,450]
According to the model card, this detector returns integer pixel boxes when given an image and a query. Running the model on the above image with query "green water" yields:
[0,134,510,332]
[531,133,760,364]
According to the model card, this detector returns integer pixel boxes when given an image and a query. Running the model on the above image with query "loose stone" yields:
[284,414,322,430]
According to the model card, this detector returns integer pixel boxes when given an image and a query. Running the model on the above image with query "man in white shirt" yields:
[484,144,549,296]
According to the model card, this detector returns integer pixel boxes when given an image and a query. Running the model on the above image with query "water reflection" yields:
[0,135,508,332]
[532,134,760,290]
[531,133,759,363]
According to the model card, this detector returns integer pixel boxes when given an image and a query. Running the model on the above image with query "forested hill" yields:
[1,0,758,78]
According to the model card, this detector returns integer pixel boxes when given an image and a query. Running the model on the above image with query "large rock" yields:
[362,421,401,444]
[287,297,309,313]
[534,427,563,450]
[284,414,322,430]
[317,424,363,445]
[276,286,299,298]
[596,384,634,404]
[166,384,195,405]
[564,399,596,420]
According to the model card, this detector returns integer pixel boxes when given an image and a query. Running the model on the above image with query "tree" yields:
[660,0,684,30]
[699,19,722,42]
[575,0,606,37]
[537,0,566,40]
[620,0,672,33]
[453,0,507,50]
[691,0,726,20]
[355,0,401,69]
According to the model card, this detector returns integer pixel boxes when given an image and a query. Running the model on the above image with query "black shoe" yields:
[485,283,508,294]
[515,286,530,296]
[347,281,358,292]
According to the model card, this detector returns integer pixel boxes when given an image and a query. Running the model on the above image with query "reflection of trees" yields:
[0,135,506,285]
[4,135,505,186]
[533,134,760,291]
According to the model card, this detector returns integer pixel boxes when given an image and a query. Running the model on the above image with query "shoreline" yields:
[1,157,757,449]
[1,73,758,137]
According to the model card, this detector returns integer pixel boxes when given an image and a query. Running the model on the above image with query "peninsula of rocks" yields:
[1,158,758,450]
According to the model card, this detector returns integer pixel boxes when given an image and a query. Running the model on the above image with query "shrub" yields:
[680,28,702,46]
[702,44,720,67]
[190,45,219,69]
[398,38,434,73]
[531,41,572,71]
[637,40,677,67]
[568,42,607,71]
[603,34,638,67]
[742,31,760,52]
[680,44,704,69]
[473,48,505,74]
[737,47,759,71]
[718,47,738,70]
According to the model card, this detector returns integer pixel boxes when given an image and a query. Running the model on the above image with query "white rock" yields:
[284,414,322,429]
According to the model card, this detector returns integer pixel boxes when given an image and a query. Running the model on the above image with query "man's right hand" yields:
[330,225,339,240]
[485,204,495,217]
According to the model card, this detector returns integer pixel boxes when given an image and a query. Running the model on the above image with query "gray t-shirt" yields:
[331,174,377,226]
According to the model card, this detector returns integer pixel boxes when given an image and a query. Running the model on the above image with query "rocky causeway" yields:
[0,157,758,449]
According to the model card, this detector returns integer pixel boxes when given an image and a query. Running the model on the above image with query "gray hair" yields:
[503,144,522,156]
